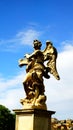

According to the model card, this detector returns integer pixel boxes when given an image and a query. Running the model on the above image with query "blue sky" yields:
[0,0,73,120]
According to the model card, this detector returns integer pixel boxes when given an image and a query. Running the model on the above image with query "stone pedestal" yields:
[13,109,55,130]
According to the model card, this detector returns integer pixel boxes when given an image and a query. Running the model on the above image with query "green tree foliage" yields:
[0,105,15,130]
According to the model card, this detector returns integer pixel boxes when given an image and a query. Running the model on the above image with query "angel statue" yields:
[18,40,60,110]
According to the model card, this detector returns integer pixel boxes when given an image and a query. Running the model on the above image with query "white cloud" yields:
[0,71,25,110]
[0,29,41,52]
[0,42,73,119]
[16,29,41,45]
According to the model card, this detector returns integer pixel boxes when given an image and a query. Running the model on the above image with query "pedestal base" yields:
[13,109,55,130]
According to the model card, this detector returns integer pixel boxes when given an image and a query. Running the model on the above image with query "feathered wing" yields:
[43,43,60,80]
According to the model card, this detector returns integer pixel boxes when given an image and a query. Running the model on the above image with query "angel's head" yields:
[33,39,42,50]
